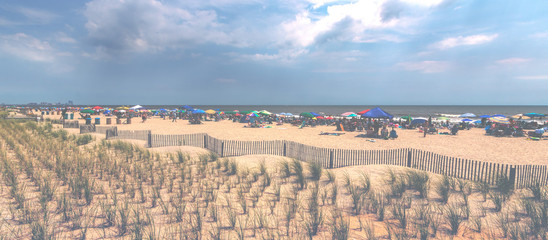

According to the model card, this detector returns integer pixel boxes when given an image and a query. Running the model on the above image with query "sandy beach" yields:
[45,113,548,165]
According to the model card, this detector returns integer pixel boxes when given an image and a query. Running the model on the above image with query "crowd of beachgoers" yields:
[3,105,547,141]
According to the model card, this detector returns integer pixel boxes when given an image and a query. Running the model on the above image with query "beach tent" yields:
[130,105,143,110]
[361,107,393,119]
[490,116,510,124]
[358,109,370,115]
[459,113,476,118]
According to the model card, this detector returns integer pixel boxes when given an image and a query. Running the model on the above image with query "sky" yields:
[1,0,548,105]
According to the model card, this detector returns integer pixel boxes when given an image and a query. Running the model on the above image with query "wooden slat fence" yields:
[333,148,407,168]
[285,141,332,168]
[96,126,117,135]
[80,124,96,134]
[222,140,284,157]
[150,133,207,148]
[63,120,79,128]
[108,130,150,141]
[94,129,547,189]
[515,164,548,189]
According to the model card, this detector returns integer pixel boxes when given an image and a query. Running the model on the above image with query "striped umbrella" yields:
[490,116,510,124]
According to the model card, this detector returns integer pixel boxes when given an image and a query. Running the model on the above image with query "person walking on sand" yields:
[423,122,428,138]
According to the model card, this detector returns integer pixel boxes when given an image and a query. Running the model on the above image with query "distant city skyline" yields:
[1,0,548,105]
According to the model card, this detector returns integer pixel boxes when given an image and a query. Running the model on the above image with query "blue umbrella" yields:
[411,118,427,125]
[183,105,194,110]
[461,119,473,122]
[473,120,482,124]
[192,109,206,114]
[479,115,490,118]
[310,112,321,117]
[492,114,506,118]
[159,108,167,112]
[459,113,476,118]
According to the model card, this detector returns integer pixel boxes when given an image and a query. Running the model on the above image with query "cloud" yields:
[0,33,55,62]
[496,58,531,64]
[15,7,58,24]
[55,32,77,44]
[397,60,450,73]
[433,34,498,49]
[84,0,246,56]
[281,0,443,48]
[515,75,548,80]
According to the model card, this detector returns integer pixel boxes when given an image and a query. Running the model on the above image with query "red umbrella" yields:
[358,109,370,115]
[326,116,334,120]
[92,106,103,110]
[317,116,325,119]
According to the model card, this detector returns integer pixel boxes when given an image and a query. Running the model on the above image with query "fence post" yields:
[204,134,208,149]
[221,141,224,157]
[406,149,412,167]
[147,132,152,148]
[509,165,516,189]
[283,142,287,157]
[329,150,334,169]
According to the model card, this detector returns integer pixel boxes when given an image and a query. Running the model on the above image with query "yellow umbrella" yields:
[116,106,129,110]
[512,114,530,119]
[205,109,216,114]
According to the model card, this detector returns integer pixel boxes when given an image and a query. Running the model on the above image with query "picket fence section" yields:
[66,125,546,189]
[63,120,79,129]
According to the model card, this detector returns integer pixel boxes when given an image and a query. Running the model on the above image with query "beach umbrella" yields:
[80,109,94,114]
[248,112,259,117]
[192,109,206,114]
[310,112,321,117]
[490,116,510,124]
[459,113,476,118]
[437,117,449,120]
[116,106,129,110]
[92,106,103,110]
[524,113,545,118]
[317,116,325,119]
[341,112,357,117]
[362,107,393,119]
[461,119,474,122]
[401,116,413,120]
[479,115,491,118]
[325,116,334,120]
[358,109,370,115]
[473,120,482,124]
[178,109,186,113]
[259,110,272,115]
[285,113,294,116]
[300,112,314,118]
[182,105,193,110]
[130,105,143,110]
[411,118,428,125]
[492,114,506,118]
[205,109,216,114]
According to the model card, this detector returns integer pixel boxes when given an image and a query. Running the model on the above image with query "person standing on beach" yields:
[423,122,428,137]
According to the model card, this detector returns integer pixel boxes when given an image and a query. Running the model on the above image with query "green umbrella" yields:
[240,110,253,114]
[80,109,94,114]
[300,112,314,118]
[437,117,449,120]
[401,116,413,120]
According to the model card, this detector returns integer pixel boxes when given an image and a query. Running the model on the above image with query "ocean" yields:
[138,105,548,117]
